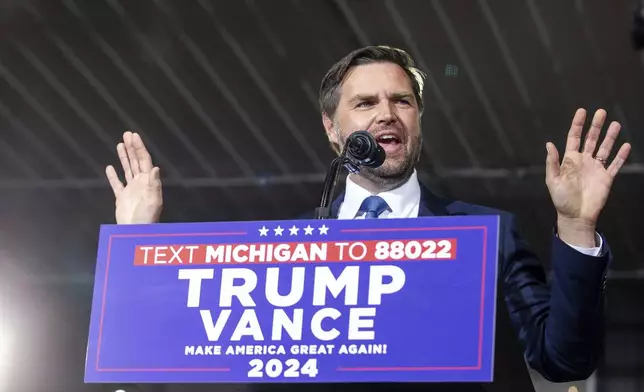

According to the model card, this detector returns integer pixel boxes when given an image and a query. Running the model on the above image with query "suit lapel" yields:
[418,184,451,217]
[330,190,345,219]
[417,201,435,217]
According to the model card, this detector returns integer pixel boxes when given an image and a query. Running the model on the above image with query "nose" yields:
[375,101,396,125]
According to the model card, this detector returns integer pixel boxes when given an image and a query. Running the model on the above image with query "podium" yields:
[84,215,500,384]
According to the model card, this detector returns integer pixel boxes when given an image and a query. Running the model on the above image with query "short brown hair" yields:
[318,45,427,119]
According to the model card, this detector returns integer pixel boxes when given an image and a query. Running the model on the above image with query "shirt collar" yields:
[338,170,421,219]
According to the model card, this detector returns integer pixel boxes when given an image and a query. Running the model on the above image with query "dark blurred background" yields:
[1,0,643,391]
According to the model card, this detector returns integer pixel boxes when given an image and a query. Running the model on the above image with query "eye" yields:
[396,99,411,106]
[355,101,373,108]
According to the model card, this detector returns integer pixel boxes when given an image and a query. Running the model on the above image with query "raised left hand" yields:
[545,108,631,242]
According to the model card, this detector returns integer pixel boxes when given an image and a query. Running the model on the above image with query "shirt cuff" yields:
[562,232,603,257]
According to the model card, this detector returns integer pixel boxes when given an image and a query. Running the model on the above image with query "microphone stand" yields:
[314,145,361,220]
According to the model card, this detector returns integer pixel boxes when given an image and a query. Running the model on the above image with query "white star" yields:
[289,225,299,236]
[303,225,314,235]
[274,226,284,236]
[259,226,269,236]
[318,225,329,235]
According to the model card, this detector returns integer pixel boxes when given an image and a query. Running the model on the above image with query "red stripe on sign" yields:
[133,239,457,265]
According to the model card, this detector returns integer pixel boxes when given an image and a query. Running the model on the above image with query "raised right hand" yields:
[105,131,163,224]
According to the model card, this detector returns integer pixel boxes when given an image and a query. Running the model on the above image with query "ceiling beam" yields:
[0,163,642,189]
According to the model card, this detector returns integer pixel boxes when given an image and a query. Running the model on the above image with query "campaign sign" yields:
[85,215,500,384]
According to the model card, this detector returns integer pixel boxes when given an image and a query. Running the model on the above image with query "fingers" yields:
[545,142,560,184]
[149,166,162,187]
[133,133,154,172]
[123,131,141,175]
[105,165,124,197]
[559,108,630,179]
[582,109,606,154]
[594,120,621,160]
[607,143,632,177]
[115,131,154,183]
[117,142,132,182]
[580,109,628,176]
[566,108,586,152]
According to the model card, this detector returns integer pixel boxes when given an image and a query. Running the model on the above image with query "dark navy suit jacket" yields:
[262,184,610,392]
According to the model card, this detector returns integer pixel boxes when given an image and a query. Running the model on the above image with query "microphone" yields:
[314,130,387,219]
[345,131,386,169]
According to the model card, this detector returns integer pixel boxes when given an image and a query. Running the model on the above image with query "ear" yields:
[322,113,339,145]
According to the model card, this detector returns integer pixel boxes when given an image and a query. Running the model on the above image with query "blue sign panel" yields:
[85,215,499,383]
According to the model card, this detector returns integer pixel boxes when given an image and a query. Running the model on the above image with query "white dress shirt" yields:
[337,170,602,257]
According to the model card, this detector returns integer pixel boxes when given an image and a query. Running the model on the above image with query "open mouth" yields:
[376,134,402,146]
[375,133,404,156]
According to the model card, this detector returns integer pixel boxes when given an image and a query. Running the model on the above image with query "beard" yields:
[335,127,423,190]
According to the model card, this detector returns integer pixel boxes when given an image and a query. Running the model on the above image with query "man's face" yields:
[324,62,422,183]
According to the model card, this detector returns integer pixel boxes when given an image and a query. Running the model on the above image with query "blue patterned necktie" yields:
[359,196,391,219]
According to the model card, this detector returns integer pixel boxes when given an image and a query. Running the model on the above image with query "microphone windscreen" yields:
[346,131,385,168]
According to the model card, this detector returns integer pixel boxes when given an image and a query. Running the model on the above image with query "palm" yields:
[106,132,163,224]
[546,109,631,225]
[115,171,162,224]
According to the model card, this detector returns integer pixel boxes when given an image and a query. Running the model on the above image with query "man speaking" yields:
[105,46,631,391]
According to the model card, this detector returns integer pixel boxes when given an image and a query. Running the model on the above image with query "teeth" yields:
[381,135,396,140]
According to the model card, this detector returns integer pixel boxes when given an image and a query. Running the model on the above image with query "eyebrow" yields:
[390,92,415,102]
[348,92,415,104]
[348,94,376,104]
